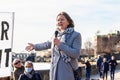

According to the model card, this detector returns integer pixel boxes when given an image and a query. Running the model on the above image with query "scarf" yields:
[56,27,74,36]
[56,28,74,63]
[24,70,35,79]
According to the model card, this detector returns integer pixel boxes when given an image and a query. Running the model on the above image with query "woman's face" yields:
[14,60,22,68]
[56,14,69,31]
[25,62,32,68]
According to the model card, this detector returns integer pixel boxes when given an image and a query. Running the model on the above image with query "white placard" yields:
[0,12,14,77]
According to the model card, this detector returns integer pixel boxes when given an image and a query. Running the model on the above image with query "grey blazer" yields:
[34,29,81,80]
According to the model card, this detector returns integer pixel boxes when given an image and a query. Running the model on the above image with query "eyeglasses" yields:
[14,61,20,65]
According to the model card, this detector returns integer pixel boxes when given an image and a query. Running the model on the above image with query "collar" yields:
[57,28,74,36]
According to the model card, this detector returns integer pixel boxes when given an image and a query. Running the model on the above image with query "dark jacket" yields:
[101,62,109,72]
[109,59,118,70]
[85,61,91,71]
[97,57,103,68]
[18,72,41,80]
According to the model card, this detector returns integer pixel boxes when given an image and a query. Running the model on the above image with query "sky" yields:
[0,0,120,52]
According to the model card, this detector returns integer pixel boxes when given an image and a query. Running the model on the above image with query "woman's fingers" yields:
[25,43,34,51]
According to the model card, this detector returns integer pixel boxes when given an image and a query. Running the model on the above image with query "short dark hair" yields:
[25,61,33,67]
[56,11,74,28]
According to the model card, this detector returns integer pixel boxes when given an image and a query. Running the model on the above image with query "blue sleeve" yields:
[34,41,51,51]
[58,33,81,58]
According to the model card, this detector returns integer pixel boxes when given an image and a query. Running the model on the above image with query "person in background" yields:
[96,55,103,78]
[108,56,118,80]
[12,58,24,80]
[25,11,81,80]
[82,60,91,80]
[18,61,41,80]
[101,58,109,80]
[26,53,35,62]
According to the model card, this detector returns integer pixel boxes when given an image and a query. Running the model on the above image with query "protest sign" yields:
[0,12,14,77]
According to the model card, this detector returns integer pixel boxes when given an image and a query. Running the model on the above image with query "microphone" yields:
[54,31,58,47]
[55,31,58,38]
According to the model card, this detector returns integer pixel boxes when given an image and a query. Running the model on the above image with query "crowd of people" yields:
[97,55,118,80]
[12,55,118,80]
[12,59,41,80]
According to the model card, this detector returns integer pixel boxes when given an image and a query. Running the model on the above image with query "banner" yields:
[0,12,14,77]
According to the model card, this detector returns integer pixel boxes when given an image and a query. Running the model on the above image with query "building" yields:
[94,31,120,54]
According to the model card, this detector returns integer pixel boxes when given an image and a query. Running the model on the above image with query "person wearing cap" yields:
[18,61,41,80]
[12,58,24,80]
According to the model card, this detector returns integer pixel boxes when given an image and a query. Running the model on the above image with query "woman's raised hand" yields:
[25,43,34,52]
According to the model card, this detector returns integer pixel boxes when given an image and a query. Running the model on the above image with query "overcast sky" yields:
[0,0,120,52]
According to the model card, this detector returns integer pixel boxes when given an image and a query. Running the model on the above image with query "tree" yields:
[84,38,93,58]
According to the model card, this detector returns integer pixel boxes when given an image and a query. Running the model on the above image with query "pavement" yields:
[81,69,120,80]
